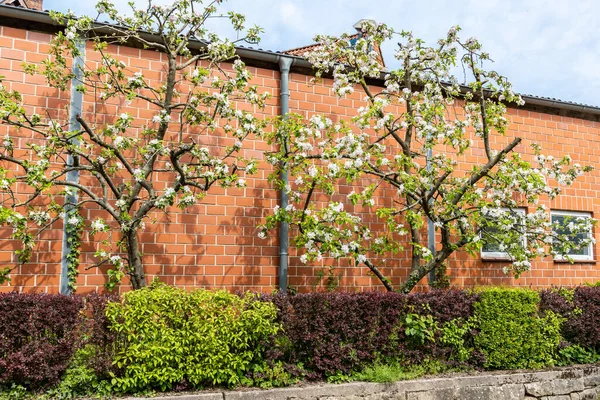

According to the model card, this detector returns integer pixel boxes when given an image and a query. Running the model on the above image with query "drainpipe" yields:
[59,39,85,295]
[278,56,293,294]
[426,145,436,287]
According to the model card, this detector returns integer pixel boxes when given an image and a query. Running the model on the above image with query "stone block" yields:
[560,370,584,380]
[400,378,454,393]
[454,373,529,388]
[455,386,503,400]
[406,388,455,400]
[501,384,526,399]
[584,375,600,388]
[554,379,585,395]
[526,378,585,397]
[124,394,224,400]
[583,367,600,378]
[224,382,397,400]
[526,382,554,397]
[581,388,598,400]
[452,384,525,400]
[317,394,404,400]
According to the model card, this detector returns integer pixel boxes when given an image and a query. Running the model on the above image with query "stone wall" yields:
[127,366,600,400]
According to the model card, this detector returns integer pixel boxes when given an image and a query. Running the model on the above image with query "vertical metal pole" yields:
[60,39,85,295]
[278,57,292,293]
[426,146,436,287]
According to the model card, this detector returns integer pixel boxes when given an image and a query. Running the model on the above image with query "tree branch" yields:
[451,137,521,206]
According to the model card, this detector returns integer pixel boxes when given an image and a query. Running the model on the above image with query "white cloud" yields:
[280,1,299,22]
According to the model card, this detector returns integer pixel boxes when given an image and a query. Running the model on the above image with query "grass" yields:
[351,359,462,383]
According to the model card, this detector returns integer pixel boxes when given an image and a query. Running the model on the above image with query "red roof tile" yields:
[282,33,385,68]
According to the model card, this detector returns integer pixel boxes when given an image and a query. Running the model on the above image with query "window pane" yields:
[481,209,526,256]
[551,214,591,256]
[482,227,503,253]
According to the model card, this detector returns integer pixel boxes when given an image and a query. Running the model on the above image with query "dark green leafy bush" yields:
[439,317,478,362]
[43,346,114,399]
[245,361,301,389]
[106,284,280,393]
[556,343,600,366]
[474,287,562,369]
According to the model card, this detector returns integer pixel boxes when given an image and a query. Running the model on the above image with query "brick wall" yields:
[0,23,599,294]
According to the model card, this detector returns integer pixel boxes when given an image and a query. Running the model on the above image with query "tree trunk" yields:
[399,246,454,293]
[399,268,429,294]
[364,259,393,292]
[126,231,146,290]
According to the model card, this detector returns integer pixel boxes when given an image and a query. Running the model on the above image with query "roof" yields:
[282,33,386,68]
[283,33,360,56]
[0,0,40,10]
[520,94,598,110]
[0,4,598,119]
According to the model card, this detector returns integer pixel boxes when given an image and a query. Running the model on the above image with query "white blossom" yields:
[91,219,107,231]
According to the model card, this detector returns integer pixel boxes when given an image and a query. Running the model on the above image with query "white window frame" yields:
[480,208,527,260]
[551,210,594,261]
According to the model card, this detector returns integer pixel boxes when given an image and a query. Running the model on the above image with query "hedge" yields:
[268,290,478,379]
[474,287,562,369]
[2,285,600,397]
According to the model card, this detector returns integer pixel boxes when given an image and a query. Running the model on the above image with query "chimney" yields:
[2,0,43,10]
[353,19,377,32]
[26,0,43,10]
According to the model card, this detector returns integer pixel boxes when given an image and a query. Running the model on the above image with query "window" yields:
[551,210,594,261]
[481,208,526,259]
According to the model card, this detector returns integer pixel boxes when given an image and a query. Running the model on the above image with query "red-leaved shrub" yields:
[77,293,120,378]
[0,292,83,389]
[268,290,477,379]
[540,286,600,350]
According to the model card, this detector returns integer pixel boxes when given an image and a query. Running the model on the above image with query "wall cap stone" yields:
[120,365,600,400]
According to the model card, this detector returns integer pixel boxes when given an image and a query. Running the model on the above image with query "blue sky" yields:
[44,0,600,107]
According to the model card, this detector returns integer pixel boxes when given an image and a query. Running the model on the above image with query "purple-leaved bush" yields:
[0,292,83,389]
[267,290,478,379]
[540,286,600,350]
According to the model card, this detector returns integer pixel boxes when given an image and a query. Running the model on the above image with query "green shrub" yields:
[557,344,600,366]
[106,284,280,393]
[0,384,27,400]
[474,287,562,369]
[245,361,301,389]
[403,312,438,346]
[439,317,477,362]
[44,346,114,400]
